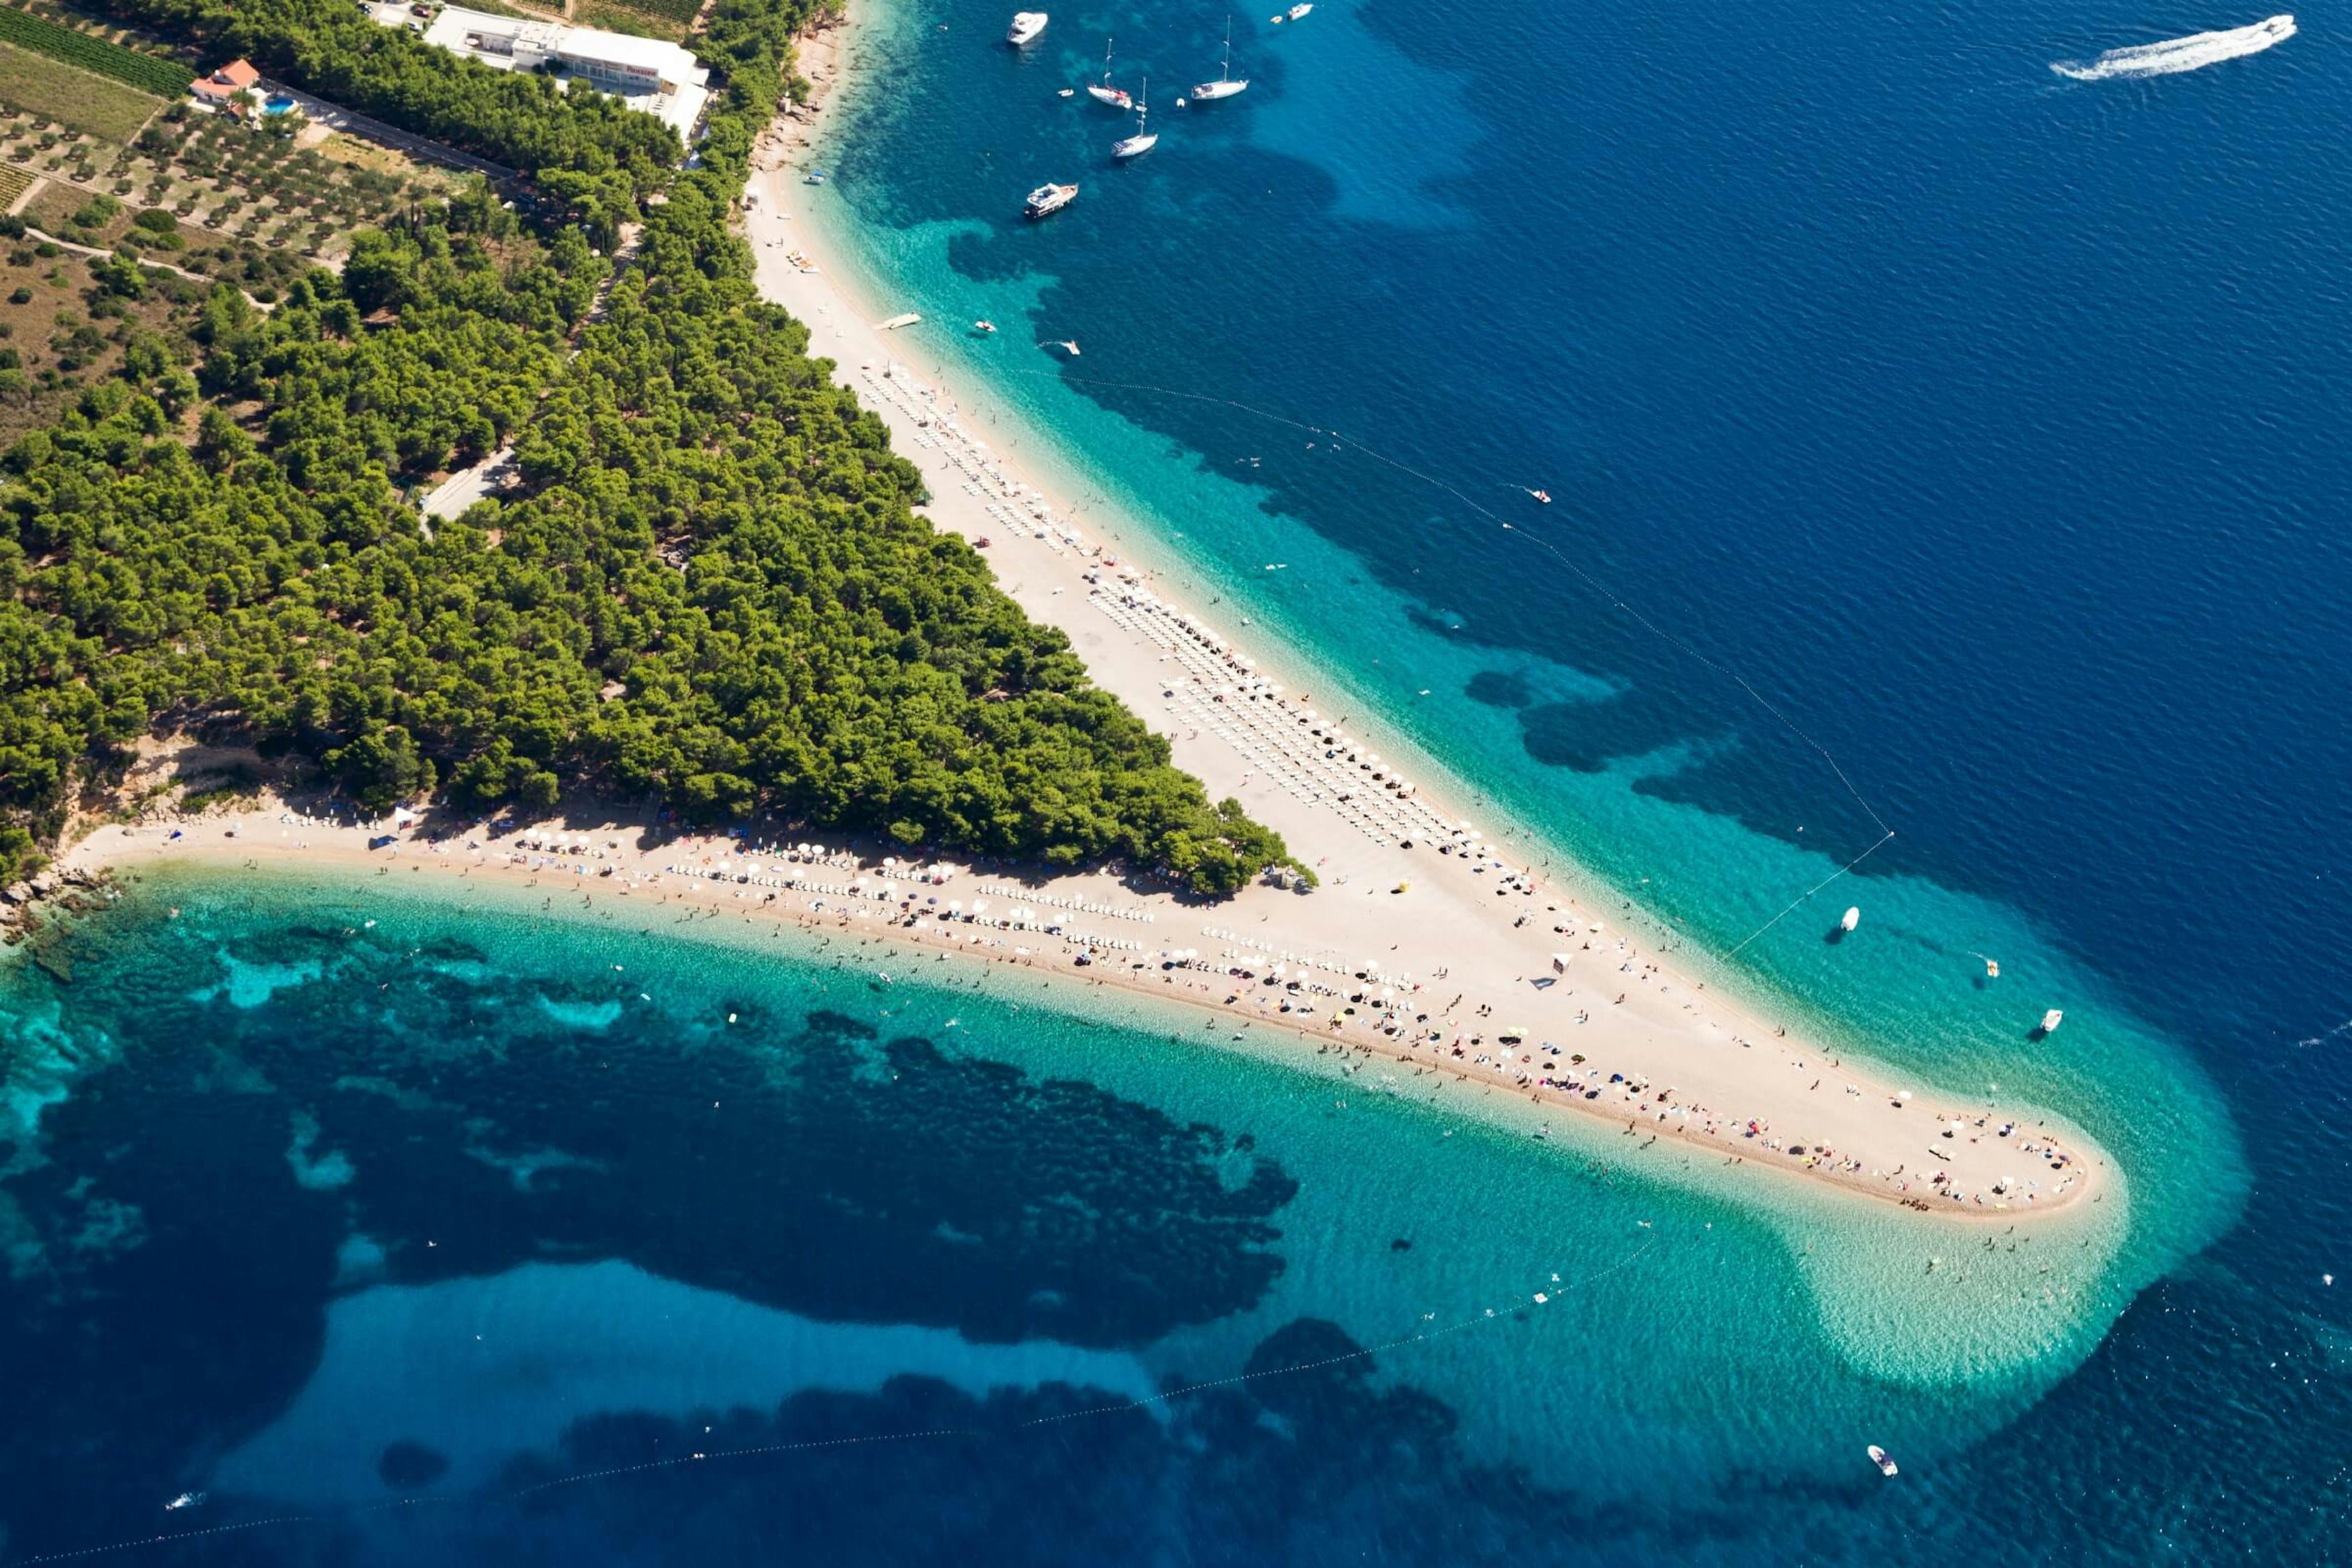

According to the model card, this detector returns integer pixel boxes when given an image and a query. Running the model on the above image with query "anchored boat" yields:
[1191,16,1250,99]
[1024,181,1079,217]
[1006,10,1048,45]
[1113,78,1159,158]
[1087,37,1133,107]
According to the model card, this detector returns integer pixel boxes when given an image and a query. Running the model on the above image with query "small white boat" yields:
[1191,16,1250,99]
[2038,1008,2065,1036]
[973,319,998,333]
[804,170,827,185]
[1289,2,1313,17]
[1841,906,1860,933]
[1086,38,1133,107]
[876,312,922,330]
[1112,78,1158,158]
[1023,181,1079,217]
[1006,10,1048,45]
[164,1491,206,1512]
[1051,338,1082,355]
[1868,1446,1898,1478]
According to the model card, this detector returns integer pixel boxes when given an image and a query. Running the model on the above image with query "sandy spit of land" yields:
[55,18,2109,1222]
[718,6,2109,1222]
[71,800,2099,1227]
[50,12,2108,1227]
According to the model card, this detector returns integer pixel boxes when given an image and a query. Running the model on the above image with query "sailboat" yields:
[1113,78,1158,158]
[1191,17,1250,100]
[1086,38,1133,108]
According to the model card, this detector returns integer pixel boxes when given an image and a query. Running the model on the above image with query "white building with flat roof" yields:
[414,6,710,139]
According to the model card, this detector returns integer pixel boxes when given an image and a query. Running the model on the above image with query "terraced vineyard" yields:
[0,8,190,97]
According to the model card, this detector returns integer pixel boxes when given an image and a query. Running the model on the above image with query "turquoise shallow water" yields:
[0,865,2307,1564]
[797,0,2260,1373]
[783,0,2352,1548]
[6,0,2351,1550]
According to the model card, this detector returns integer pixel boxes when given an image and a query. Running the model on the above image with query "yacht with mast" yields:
[1113,78,1158,157]
[1191,17,1249,100]
[1086,38,1133,108]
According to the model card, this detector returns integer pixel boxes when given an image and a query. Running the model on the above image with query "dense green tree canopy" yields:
[0,0,1298,895]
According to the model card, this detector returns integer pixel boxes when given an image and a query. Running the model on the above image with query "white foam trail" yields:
[2052,13,2294,80]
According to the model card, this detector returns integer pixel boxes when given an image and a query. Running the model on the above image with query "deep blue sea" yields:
[4,0,2350,1561]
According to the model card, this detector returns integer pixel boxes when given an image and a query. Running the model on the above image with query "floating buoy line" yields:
[17,1228,1660,1563]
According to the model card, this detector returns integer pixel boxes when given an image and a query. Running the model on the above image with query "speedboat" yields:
[1024,181,1079,217]
[1191,16,1250,99]
[1087,38,1133,107]
[973,319,998,333]
[1112,78,1158,157]
[1868,1446,1898,1478]
[1006,10,1048,45]
[2037,1008,2064,1037]
[164,1492,207,1512]
[803,170,827,184]
[1841,905,1860,933]
[1289,2,1313,16]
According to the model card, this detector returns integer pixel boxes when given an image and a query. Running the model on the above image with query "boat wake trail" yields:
[2051,13,2294,80]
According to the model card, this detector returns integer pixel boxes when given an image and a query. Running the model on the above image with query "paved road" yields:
[420,446,519,530]
[257,80,519,181]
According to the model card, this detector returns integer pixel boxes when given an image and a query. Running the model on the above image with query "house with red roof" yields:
[189,59,261,113]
